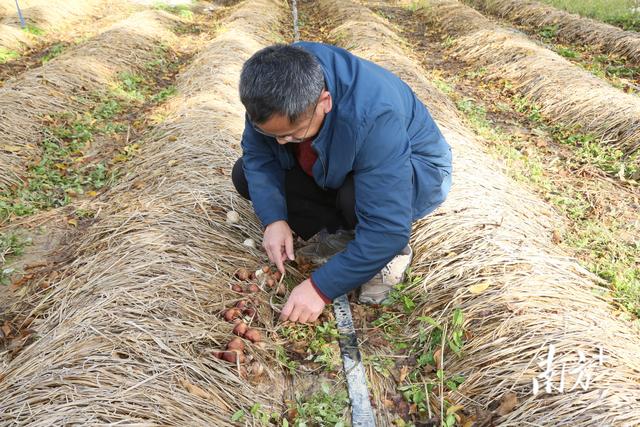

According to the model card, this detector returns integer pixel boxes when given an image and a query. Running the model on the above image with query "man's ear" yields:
[321,90,332,113]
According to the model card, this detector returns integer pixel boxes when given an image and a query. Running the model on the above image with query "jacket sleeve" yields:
[240,114,288,227]
[311,112,412,299]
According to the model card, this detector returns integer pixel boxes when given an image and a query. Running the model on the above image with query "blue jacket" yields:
[240,42,452,300]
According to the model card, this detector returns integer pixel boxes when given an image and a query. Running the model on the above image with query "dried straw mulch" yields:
[0,0,109,51]
[0,10,180,192]
[466,0,640,65]
[0,0,292,425]
[319,0,640,425]
[416,0,640,160]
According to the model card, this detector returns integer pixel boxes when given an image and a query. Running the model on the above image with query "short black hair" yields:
[239,44,325,124]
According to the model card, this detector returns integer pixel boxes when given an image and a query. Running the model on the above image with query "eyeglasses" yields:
[251,95,321,143]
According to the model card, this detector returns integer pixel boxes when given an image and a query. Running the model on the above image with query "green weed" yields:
[23,24,44,36]
[153,3,194,19]
[556,46,581,59]
[0,47,20,63]
[395,310,466,423]
[113,71,147,103]
[0,232,31,285]
[363,354,395,377]
[280,320,341,372]
[41,43,65,63]
[512,94,543,122]
[430,74,455,95]
[464,67,488,79]
[538,24,559,40]
[275,345,299,374]
[289,382,349,426]
[231,403,282,425]
[151,85,177,103]
[442,36,456,48]
[383,270,422,314]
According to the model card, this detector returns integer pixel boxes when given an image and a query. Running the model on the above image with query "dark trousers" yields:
[232,158,356,240]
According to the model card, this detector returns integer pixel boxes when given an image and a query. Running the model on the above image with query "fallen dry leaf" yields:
[179,378,211,400]
[434,348,442,369]
[398,364,409,383]
[0,144,22,153]
[496,391,518,416]
[468,282,490,294]
[10,274,33,290]
[2,322,12,338]
[446,404,465,416]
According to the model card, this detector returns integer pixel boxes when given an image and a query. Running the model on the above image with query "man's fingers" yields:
[266,242,284,273]
[288,306,303,323]
[274,250,285,274]
[285,234,295,261]
[298,311,311,324]
[280,298,293,321]
[308,310,321,323]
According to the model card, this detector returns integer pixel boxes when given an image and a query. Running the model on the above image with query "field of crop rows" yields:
[1,0,639,425]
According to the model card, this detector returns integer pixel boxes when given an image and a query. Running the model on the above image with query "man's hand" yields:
[280,278,326,323]
[263,220,295,274]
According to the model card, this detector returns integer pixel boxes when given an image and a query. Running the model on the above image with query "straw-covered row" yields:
[0,0,291,425]
[0,0,109,52]
[317,0,640,424]
[415,0,640,160]
[465,0,640,65]
[0,10,180,192]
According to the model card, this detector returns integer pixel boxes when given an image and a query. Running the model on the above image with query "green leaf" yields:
[445,380,459,391]
[418,316,440,328]
[231,410,244,421]
[445,413,456,427]
[250,403,261,415]
[452,308,463,327]
[321,382,330,394]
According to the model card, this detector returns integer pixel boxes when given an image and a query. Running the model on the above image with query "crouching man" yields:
[232,42,452,323]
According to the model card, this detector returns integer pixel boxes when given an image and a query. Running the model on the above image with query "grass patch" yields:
[288,382,350,426]
[447,85,640,318]
[41,43,66,63]
[22,24,44,36]
[512,94,639,178]
[230,383,349,426]
[151,85,177,103]
[0,47,20,64]
[0,232,31,285]
[0,116,115,219]
[539,0,640,31]
[153,3,194,19]
[279,320,341,372]
[0,70,162,221]
[528,24,640,91]
[374,277,467,425]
